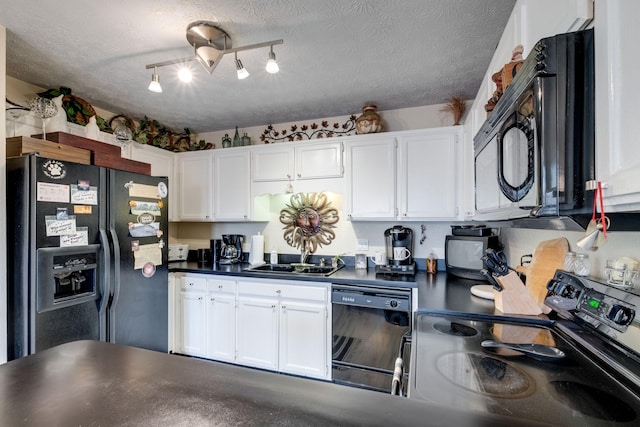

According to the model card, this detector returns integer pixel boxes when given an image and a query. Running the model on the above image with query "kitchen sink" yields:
[243,263,343,276]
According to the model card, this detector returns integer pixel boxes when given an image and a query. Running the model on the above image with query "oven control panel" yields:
[576,290,636,332]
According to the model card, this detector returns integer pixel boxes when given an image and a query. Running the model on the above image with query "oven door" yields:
[331,285,411,393]
[474,83,540,220]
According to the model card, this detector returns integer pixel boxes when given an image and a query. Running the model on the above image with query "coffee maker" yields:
[219,234,243,264]
[376,226,416,276]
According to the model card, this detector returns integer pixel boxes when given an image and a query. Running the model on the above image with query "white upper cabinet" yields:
[294,142,343,180]
[176,151,213,221]
[213,149,251,221]
[397,128,462,220]
[129,144,178,221]
[251,144,294,182]
[345,128,463,221]
[344,135,397,220]
[251,141,343,182]
[594,0,640,210]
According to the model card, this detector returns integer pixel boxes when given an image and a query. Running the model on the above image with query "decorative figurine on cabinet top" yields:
[355,104,384,134]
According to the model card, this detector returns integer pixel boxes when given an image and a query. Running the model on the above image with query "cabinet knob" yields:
[282,305,287,310]
[286,174,291,179]
[297,173,301,178]
[210,297,215,302]
[218,285,223,289]
[271,304,276,309]
[198,297,203,300]
[276,289,281,294]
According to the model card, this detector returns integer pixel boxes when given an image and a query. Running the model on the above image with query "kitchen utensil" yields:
[480,268,502,291]
[481,340,565,362]
[515,237,569,314]
[482,248,509,276]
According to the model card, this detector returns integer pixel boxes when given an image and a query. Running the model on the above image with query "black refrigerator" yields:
[6,154,169,360]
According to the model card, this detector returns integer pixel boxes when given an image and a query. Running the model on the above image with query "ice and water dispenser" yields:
[36,244,101,312]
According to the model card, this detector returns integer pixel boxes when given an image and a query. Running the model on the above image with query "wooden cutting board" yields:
[516,237,570,313]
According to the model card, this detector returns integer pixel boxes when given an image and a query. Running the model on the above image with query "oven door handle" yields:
[390,357,404,396]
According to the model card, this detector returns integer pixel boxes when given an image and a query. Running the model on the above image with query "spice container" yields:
[426,253,438,274]
[563,251,577,272]
[574,253,591,277]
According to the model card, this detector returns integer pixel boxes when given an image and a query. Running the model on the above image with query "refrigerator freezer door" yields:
[107,170,168,352]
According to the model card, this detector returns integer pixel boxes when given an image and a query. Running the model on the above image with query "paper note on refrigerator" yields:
[128,183,161,199]
[37,182,70,203]
[133,243,162,269]
[60,227,89,247]
[70,184,98,205]
[45,215,77,236]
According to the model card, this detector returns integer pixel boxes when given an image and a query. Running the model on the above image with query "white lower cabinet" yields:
[237,279,330,380]
[176,274,330,380]
[179,276,207,357]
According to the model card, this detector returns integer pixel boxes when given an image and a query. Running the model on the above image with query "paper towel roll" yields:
[249,234,265,266]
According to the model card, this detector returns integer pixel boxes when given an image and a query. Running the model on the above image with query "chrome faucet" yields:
[300,246,310,264]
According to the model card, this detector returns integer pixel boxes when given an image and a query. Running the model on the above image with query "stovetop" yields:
[410,272,640,425]
[410,313,639,425]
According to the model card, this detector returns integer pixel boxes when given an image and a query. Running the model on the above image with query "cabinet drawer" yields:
[280,284,326,302]
[237,280,327,302]
[238,281,281,297]
[207,278,236,294]
[181,276,207,292]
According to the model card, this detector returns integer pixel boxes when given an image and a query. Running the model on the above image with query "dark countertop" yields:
[169,261,554,320]
[0,340,546,426]
[169,260,422,289]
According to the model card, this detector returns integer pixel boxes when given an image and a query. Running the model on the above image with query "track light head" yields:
[266,47,279,74]
[148,67,162,93]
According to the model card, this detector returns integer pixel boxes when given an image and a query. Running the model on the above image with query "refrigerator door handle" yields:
[108,227,121,343]
[98,229,111,342]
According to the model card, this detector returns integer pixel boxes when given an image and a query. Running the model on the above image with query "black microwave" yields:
[473,29,595,220]
[445,235,501,280]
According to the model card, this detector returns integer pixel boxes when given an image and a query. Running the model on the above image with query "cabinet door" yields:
[294,142,343,179]
[345,137,397,220]
[176,153,213,221]
[279,300,328,379]
[397,129,460,219]
[129,144,177,221]
[205,293,236,362]
[213,150,251,221]
[179,290,206,356]
[236,296,279,370]
[251,145,294,182]
[595,0,640,210]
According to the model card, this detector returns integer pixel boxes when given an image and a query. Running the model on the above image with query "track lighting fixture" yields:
[266,46,279,74]
[148,67,162,93]
[235,52,249,80]
[145,20,282,92]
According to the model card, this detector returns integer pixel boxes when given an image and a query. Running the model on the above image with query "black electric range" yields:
[410,271,640,426]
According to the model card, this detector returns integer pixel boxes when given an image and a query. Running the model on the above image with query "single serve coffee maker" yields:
[219,234,243,264]
[376,225,416,276]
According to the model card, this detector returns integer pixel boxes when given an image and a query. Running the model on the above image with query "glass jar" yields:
[221,133,232,148]
[241,132,251,146]
[563,251,577,272]
[574,253,591,277]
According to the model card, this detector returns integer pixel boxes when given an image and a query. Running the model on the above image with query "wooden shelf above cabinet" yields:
[6,136,91,165]
[32,131,151,175]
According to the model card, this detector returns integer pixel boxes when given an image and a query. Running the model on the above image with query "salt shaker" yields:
[574,253,591,277]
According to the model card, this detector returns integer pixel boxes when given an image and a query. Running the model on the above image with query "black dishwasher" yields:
[331,284,411,394]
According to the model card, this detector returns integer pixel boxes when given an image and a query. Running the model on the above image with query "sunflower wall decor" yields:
[279,192,339,254]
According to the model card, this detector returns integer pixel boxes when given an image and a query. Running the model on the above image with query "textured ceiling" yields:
[1,0,516,133]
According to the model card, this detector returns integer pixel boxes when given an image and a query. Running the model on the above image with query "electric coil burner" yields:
[410,271,640,426]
